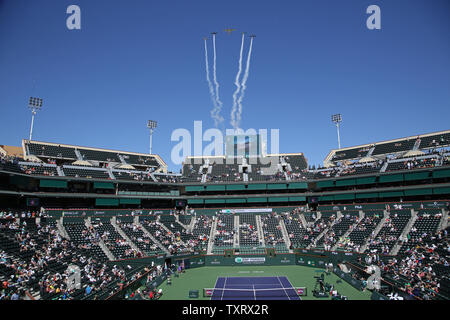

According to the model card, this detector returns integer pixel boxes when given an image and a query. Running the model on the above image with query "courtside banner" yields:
[221,208,272,214]
[235,257,266,264]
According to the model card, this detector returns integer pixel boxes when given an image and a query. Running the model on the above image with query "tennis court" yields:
[156,266,372,300]
[208,276,301,300]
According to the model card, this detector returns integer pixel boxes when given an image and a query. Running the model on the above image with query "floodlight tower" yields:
[147,120,157,154]
[28,97,43,140]
[331,114,342,149]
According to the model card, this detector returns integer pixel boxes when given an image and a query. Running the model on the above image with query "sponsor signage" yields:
[205,289,214,297]
[210,259,221,265]
[425,201,445,208]
[234,257,266,264]
[296,287,307,296]
[62,211,83,216]
[221,208,273,214]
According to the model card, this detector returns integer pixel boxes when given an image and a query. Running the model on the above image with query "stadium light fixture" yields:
[147,120,157,154]
[28,97,43,140]
[331,114,342,149]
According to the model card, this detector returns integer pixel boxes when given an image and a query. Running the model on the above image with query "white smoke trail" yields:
[204,39,220,126]
[235,37,254,129]
[230,33,245,129]
[211,33,224,127]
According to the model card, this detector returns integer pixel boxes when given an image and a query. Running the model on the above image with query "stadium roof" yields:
[324,129,450,163]
[21,139,167,170]
[0,145,23,158]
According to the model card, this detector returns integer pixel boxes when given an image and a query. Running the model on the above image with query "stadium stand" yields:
[1,129,449,300]
[367,210,412,255]
[260,213,288,252]
[213,213,235,253]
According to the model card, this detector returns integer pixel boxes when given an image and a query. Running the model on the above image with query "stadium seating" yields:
[63,220,109,262]
[191,215,212,250]
[213,214,235,253]
[63,166,110,179]
[238,213,260,248]
[397,209,442,256]
[367,210,411,255]
[260,214,288,252]
[317,211,359,250]
[91,218,136,259]
[116,218,162,256]
[19,163,58,176]
[344,211,383,252]
[27,142,77,159]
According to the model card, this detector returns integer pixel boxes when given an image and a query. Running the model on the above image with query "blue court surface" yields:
[210,276,301,300]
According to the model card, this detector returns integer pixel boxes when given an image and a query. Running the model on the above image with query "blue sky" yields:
[0,0,449,172]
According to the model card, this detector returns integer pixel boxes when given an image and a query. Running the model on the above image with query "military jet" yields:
[224,28,236,34]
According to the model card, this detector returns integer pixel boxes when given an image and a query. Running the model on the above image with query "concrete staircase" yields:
[56,166,65,177]
[390,209,417,256]
[135,219,170,255]
[360,210,389,253]
[359,210,365,221]
[74,149,83,161]
[175,214,184,227]
[118,154,127,165]
[279,219,293,253]
[175,214,192,231]
[412,138,421,151]
[106,167,115,179]
[57,217,70,239]
[149,173,158,182]
[438,209,449,231]
[110,217,141,253]
[299,213,308,228]
[234,215,240,248]
[188,214,197,232]
[255,215,265,247]
[316,211,322,221]
[207,217,218,254]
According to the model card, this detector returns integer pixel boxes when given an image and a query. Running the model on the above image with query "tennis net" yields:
[203,287,306,298]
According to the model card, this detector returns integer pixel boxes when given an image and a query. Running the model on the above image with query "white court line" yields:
[253,284,256,300]
[221,277,227,300]
[211,277,219,301]
[277,276,291,301]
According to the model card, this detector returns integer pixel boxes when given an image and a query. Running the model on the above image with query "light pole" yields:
[147,120,157,154]
[331,114,342,149]
[28,97,43,140]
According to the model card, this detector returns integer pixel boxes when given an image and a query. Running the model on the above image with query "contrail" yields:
[235,36,254,129]
[211,33,224,127]
[230,33,245,129]
[204,38,220,127]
